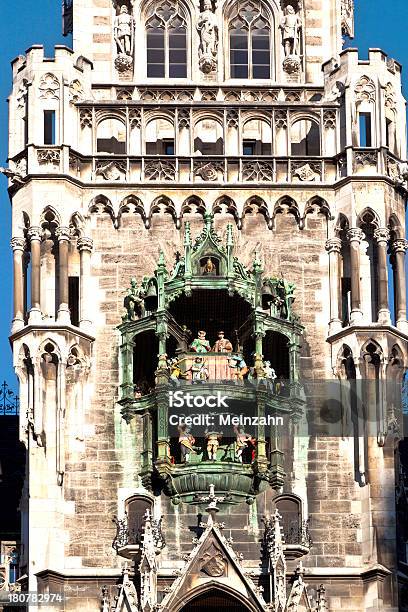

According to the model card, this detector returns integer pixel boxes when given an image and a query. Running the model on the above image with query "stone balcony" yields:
[8,146,406,190]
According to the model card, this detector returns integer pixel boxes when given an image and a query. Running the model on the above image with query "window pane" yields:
[252,50,269,64]
[148,64,165,78]
[252,33,270,50]
[147,49,165,63]
[231,64,248,79]
[230,50,249,65]
[169,32,186,48]
[147,28,164,77]
[230,32,248,50]
[170,63,187,78]
[169,49,187,64]
[253,64,270,79]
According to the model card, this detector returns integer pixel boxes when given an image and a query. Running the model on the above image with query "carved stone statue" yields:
[233,425,250,463]
[205,430,222,461]
[123,278,144,320]
[114,4,134,73]
[202,257,216,275]
[178,424,196,463]
[280,5,301,57]
[190,330,211,353]
[212,331,233,353]
[189,357,209,381]
[197,0,218,74]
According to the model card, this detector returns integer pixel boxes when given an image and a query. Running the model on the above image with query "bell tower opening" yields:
[179,589,252,611]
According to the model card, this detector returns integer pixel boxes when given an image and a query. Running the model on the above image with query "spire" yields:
[316,584,329,612]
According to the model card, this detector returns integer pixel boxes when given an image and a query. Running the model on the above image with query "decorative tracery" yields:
[145,0,188,78]
[228,0,272,79]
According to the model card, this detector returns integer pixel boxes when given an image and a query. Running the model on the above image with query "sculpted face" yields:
[286,5,295,14]
[120,5,129,13]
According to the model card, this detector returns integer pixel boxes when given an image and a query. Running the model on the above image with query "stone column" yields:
[77,237,93,331]
[392,239,408,330]
[56,227,71,324]
[11,237,26,332]
[325,238,342,333]
[347,228,364,324]
[27,227,42,323]
[374,228,391,324]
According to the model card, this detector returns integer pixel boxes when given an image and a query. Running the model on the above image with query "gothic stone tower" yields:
[5,0,408,610]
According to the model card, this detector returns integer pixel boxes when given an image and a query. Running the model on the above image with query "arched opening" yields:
[358,210,379,322]
[228,0,272,80]
[146,117,175,155]
[145,0,188,79]
[194,118,224,155]
[263,331,289,391]
[125,495,153,545]
[274,494,303,543]
[337,215,351,326]
[180,589,252,611]
[242,118,272,155]
[133,330,159,396]
[290,119,320,156]
[169,290,252,353]
[96,117,126,154]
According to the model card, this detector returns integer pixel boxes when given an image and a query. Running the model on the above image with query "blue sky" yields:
[0,0,407,387]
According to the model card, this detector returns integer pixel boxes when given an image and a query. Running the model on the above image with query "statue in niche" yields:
[228,353,249,380]
[280,5,301,57]
[190,330,211,353]
[123,278,145,320]
[212,331,233,353]
[263,360,277,392]
[114,4,134,73]
[178,424,196,463]
[233,425,251,463]
[205,430,222,461]
[189,357,209,381]
[202,257,217,275]
[197,0,218,74]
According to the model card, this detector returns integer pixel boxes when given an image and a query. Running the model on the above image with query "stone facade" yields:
[4,0,408,610]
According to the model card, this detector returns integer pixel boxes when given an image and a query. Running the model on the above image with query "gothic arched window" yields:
[146,1,188,79]
[228,1,272,80]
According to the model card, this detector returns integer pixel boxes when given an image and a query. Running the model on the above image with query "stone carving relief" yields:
[39,73,60,100]
[199,543,227,577]
[37,149,60,167]
[197,0,218,74]
[354,75,376,103]
[69,79,85,104]
[323,110,336,129]
[129,108,141,129]
[293,162,320,182]
[80,108,92,129]
[341,0,354,38]
[178,108,190,129]
[226,109,239,128]
[274,110,287,129]
[353,151,377,171]
[114,4,134,74]
[243,160,274,182]
[16,79,29,111]
[145,160,176,181]
[194,161,223,181]
[385,82,396,111]
[96,160,126,181]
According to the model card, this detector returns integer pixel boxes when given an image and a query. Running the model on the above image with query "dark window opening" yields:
[341,277,351,326]
[359,112,372,147]
[44,110,56,145]
[96,137,126,155]
[164,139,175,155]
[243,140,256,155]
[68,276,79,327]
